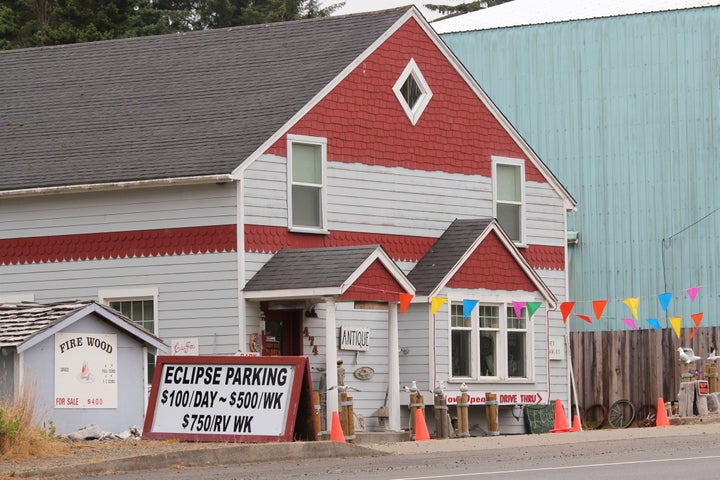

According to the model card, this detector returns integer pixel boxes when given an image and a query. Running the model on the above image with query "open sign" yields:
[698,380,710,396]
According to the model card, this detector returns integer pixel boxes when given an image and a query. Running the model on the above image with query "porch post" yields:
[324,297,339,430]
[388,301,401,431]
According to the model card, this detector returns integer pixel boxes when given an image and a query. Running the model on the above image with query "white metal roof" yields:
[432,0,720,33]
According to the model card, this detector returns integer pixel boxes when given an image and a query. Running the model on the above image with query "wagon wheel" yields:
[581,404,607,430]
[607,399,635,428]
[634,404,657,427]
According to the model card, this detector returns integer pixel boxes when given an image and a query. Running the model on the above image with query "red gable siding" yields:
[267,18,546,183]
[339,259,406,302]
[447,231,537,292]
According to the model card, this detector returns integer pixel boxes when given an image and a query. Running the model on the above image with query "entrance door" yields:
[263,309,304,356]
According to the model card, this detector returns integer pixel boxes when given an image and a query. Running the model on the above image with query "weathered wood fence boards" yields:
[570,327,720,411]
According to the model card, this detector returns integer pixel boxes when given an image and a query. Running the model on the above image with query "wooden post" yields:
[433,392,449,439]
[339,391,355,443]
[409,393,424,440]
[312,391,322,440]
[485,392,499,436]
[707,364,718,393]
[456,391,469,437]
[678,381,696,417]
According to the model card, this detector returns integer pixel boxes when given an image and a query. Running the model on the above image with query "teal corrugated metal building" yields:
[438,2,720,332]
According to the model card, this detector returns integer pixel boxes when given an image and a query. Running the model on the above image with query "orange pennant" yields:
[399,293,413,313]
[592,300,607,320]
[560,302,575,323]
[691,312,704,329]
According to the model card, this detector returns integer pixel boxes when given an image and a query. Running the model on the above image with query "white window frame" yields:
[392,58,433,126]
[98,287,159,393]
[447,296,534,383]
[492,157,527,246]
[287,134,328,234]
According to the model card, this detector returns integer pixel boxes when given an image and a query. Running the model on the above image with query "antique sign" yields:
[340,326,370,351]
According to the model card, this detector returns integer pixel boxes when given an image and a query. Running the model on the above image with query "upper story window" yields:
[287,134,327,233]
[450,301,531,382]
[493,157,525,244]
[392,58,433,125]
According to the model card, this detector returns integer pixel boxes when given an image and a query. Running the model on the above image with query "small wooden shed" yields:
[0,300,168,435]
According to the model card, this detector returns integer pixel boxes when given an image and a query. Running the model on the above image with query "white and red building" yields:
[0,7,575,434]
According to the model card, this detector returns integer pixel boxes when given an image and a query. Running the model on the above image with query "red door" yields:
[263,309,304,356]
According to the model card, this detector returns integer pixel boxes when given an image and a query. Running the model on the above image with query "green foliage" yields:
[0,408,20,441]
[425,0,513,20]
[0,0,345,50]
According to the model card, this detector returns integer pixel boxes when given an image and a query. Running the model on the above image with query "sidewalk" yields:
[5,418,720,479]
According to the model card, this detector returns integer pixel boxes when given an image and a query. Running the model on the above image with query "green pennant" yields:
[526,301,542,319]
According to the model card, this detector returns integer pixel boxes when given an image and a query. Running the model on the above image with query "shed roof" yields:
[0,300,168,353]
[433,0,720,33]
[0,8,409,193]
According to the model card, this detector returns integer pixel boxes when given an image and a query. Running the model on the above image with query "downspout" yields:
[236,179,246,352]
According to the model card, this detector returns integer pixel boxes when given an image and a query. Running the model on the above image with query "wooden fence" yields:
[569,327,720,412]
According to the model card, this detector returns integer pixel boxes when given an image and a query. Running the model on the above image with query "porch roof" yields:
[243,245,414,301]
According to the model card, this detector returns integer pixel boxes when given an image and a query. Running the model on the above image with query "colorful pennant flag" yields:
[658,292,672,311]
[463,299,479,319]
[527,302,542,319]
[622,318,638,330]
[624,297,640,320]
[646,318,660,329]
[688,286,701,302]
[513,301,526,320]
[691,312,704,328]
[669,317,682,338]
[560,302,575,324]
[399,293,413,313]
[431,297,447,315]
[575,314,592,324]
[690,328,699,340]
[592,300,608,320]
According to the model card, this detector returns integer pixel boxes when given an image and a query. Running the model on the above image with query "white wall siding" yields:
[1,183,237,238]
[0,253,240,354]
[245,155,567,243]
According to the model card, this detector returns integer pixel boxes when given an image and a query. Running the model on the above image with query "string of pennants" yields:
[398,286,704,339]
[559,286,703,339]
[398,293,543,320]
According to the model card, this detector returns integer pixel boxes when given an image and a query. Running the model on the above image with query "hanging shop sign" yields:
[54,332,118,409]
[340,326,370,351]
[143,355,315,442]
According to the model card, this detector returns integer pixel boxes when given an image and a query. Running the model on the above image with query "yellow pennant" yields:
[431,297,447,315]
[624,297,640,320]
[669,317,682,338]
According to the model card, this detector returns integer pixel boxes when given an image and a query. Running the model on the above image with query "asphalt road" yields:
[63,426,720,480]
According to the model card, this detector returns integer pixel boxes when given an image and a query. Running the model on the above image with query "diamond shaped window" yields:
[393,58,433,126]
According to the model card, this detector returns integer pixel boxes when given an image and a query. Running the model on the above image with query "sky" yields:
[322,0,470,22]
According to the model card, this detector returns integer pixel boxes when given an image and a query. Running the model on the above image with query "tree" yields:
[0,0,345,50]
[425,0,513,21]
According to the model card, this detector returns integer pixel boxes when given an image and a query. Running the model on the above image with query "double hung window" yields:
[493,158,525,244]
[288,135,327,232]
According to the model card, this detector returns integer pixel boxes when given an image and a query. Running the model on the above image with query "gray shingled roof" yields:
[244,245,384,291]
[0,300,163,349]
[0,8,410,193]
[407,218,493,296]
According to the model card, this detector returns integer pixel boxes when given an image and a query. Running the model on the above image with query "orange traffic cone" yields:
[655,397,670,427]
[330,411,346,442]
[571,414,582,432]
[549,399,572,433]
[414,408,431,441]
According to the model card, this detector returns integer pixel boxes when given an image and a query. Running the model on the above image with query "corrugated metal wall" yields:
[442,7,720,331]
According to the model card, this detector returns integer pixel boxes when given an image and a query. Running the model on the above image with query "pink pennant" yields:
[513,301,526,320]
[621,318,638,330]
[688,286,701,302]
[560,302,575,324]
[575,314,592,324]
